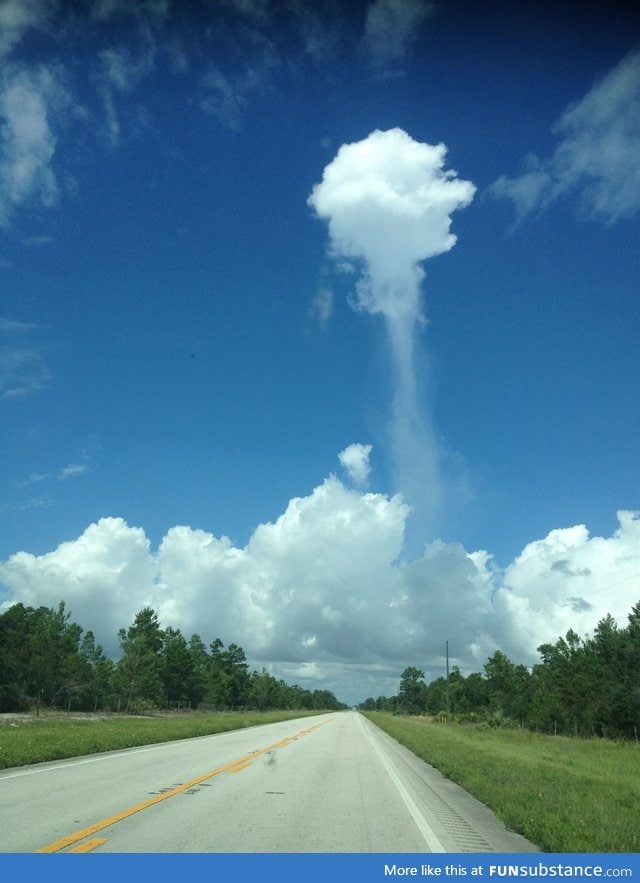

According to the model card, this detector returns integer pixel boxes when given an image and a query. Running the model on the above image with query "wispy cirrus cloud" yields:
[96,36,157,146]
[0,317,51,400]
[15,462,88,487]
[0,0,56,59]
[308,286,334,330]
[99,42,156,92]
[58,462,89,480]
[491,48,640,225]
[198,36,279,129]
[90,0,170,26]
[9,461,88,522]
[0,63,71,227]
[362,0,435,71]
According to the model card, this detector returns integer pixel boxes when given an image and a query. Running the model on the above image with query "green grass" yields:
[363,712,640,853]
[0,709,326,770]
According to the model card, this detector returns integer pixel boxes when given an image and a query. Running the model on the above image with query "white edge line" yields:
[359,716,446,853]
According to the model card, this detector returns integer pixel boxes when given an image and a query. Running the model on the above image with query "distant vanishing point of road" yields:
[0,711,538,853]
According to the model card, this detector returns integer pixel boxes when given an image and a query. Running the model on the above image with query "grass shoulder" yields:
[0,708,330,770]
[362,711,640,853]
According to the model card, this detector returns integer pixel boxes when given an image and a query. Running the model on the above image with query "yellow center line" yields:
[67,838,108,854]
[36,717,332,854]
[228,760,252,773]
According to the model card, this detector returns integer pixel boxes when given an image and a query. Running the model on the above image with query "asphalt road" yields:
[0,711,538,853]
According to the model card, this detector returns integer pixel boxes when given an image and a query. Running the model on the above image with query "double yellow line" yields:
[37,718,330,854]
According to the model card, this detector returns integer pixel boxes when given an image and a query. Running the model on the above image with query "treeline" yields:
[359,600,640,740]
[0,602,346,714]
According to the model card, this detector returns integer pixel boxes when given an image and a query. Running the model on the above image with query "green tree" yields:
[620,601,640,734]
[483,650,531,722]
[460,671,489,712]
[446,666,471,713]
[160,627,196,708]
[250,668,281,710]
[187,633,209,708]
[114,608,165,710]
[584,609,640,737]
[27,603,89,710]
[220,642,251,708]
[425,675,448,714]
[531,629,591,734]
[398,666,428,714]
[204,638,232,707]
[79,630,114,710]
[0,603,32,710]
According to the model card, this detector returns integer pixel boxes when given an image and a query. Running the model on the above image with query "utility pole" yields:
[445,640,450,715]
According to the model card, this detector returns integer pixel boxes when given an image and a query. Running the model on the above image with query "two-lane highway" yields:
[0,712,538,852]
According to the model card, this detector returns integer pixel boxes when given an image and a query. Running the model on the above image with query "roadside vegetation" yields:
[363,711,640,853]
[360,600,640,742]
[0,708,328,770]
[0,603,346,716]
[359,602,640,852]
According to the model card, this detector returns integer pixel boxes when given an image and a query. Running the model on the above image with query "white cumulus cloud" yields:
[0,517,158,644]
[491,511,640,664]
[2,464,638,704]
[308,127,475,320]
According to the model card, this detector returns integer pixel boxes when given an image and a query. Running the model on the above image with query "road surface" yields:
[0,711,538,853]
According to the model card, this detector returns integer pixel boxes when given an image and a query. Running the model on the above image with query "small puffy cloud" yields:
[363,0,435,69]
[0,64,70,227]
[338,443,373,487]
[491,49,640,224]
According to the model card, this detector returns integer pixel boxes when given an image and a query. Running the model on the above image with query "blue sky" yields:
[1,0,639,704]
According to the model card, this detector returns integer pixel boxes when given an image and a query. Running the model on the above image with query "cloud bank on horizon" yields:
[1,455,639,704]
